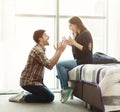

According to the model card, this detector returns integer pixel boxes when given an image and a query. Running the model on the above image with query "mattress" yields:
[68,64,120,112]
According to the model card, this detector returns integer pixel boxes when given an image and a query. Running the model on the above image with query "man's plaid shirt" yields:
[20,44,52,86]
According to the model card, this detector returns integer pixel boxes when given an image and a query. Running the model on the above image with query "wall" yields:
[0,0,3,40]
[108,0,120,59]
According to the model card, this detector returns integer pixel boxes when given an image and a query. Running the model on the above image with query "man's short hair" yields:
[33,29,45,43]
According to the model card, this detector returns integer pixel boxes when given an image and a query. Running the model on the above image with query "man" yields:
[9,29,67,103]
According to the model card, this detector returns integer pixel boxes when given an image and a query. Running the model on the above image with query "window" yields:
[0,0,107,91]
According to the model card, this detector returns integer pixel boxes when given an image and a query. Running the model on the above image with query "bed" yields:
[68,63,120,112]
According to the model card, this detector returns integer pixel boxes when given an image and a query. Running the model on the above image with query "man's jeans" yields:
[22,85,54,103]
[56,60,77,89]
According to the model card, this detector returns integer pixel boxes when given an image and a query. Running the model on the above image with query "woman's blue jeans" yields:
[22,85,54,103]
[56,60,77,89]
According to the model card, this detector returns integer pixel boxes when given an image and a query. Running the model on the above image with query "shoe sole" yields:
[9,92,24,102]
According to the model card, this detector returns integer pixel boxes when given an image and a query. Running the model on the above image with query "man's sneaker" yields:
[9,91,25,103]
[60,89,73,103]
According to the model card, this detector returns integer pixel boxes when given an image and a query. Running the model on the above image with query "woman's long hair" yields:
[69,16,87,31]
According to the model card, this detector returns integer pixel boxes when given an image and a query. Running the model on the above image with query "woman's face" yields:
[69,23,78,33]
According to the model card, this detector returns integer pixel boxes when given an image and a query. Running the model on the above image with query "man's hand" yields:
[54,40,67,53]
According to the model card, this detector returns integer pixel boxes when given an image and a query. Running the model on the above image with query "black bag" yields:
[93,52,118,64]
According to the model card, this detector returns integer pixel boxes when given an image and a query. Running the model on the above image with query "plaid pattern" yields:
[20,44,52,86]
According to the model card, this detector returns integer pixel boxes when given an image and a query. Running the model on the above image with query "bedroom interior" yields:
[0,0,120,112]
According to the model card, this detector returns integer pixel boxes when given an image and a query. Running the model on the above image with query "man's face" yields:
[41,32,49,45]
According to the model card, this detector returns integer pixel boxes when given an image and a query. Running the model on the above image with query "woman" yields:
[56,16,93,103]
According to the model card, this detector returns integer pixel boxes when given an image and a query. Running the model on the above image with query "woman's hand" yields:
[68,36,76,46]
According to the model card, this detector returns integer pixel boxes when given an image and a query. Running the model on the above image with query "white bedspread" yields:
[68,64,120,112]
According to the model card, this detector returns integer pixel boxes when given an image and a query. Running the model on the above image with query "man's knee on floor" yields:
[47,94,55,102]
